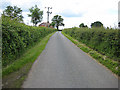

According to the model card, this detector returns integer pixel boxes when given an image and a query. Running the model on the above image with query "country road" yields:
[22,31,118,88]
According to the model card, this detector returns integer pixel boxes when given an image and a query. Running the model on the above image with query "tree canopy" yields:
[79,23,88,28]
[51,15,64,30]
[28,5,43,26]
[91,21,103,28]
[118,22,120,28]
[3,5,23,22]
[49,22,56,28]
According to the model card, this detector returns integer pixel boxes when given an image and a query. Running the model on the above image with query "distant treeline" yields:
[2,16,56,67]
[63,27,120,60]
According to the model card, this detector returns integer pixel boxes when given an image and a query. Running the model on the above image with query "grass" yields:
[62,27,119,61]
[2,32,56,88]
[62,31,119,76]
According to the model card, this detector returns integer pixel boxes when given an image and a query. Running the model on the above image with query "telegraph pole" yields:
[45,7,52,23]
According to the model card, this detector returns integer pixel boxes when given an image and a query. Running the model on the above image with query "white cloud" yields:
[0,0,11,10]
[0,0,119,28]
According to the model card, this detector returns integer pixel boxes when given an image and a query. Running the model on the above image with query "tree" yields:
[51,15,64,30]
[3,5,23,22]
[118,22,120,28]
[106,27,109,29]
[28,5,43,26]
[49,22,56,28]
[79,23,88,28]
[91,21,103,28]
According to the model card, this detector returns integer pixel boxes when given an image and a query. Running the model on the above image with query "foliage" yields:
[2,32,55,77]
[3,6,23,22]
[49,22,56,28]
[2,16,56,67]
[79,23,88,28]
[2,33,55,88]
[62,32,119,76]
[118,22,120,28]
[91,21,103,28]
[51,15,64,30]
[62,27,120,61]
[28,5,43,26]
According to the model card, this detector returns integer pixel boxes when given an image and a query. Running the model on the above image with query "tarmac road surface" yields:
[22,31,118,88]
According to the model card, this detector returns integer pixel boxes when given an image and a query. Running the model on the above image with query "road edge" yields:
[61,31,119,78]
[2,32,56,88]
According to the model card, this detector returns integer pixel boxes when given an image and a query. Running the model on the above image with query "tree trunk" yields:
[57,26,59,30]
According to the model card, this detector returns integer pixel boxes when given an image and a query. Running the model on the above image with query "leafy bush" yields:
[63,27,120,61]
[2,16,56,67]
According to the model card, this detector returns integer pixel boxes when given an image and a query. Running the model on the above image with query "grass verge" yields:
[62,32,119,77]
[2,32,56,88]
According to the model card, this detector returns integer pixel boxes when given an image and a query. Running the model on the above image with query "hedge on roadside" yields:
[2,16,56,67]
[63,27,120,61]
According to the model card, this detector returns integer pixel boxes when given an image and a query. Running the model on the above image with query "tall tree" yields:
[91,21,103,28]
[28,5,43,26]
[3,5,23,22]
[79,23,88,28]
[51,15,64,30]
[118,22,120,28]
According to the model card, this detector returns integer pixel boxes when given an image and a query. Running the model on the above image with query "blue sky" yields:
[0,0,119,29]
[60,9,84,17]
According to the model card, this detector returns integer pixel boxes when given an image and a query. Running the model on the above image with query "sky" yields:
[0,0,119,29]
